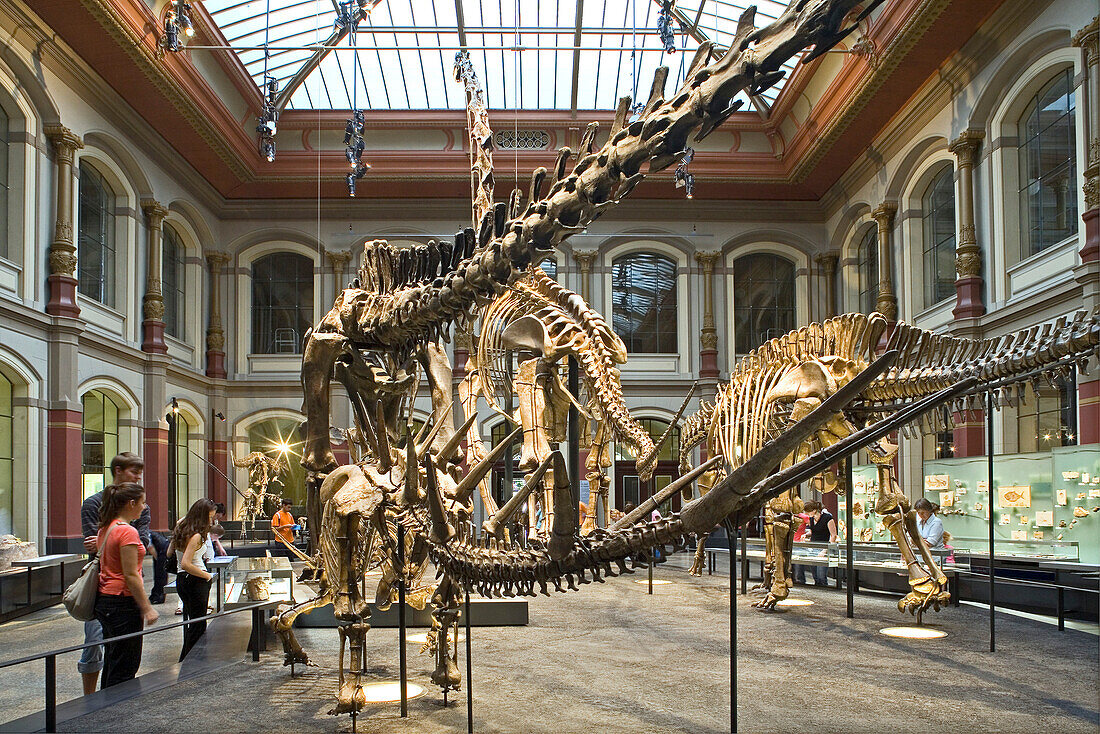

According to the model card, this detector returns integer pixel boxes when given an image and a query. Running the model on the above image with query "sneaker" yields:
[149,595,165,605]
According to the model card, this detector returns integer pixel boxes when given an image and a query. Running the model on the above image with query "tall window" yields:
[162,225,186,339]
[246,418,305,506]
[170,412,190,525]
[0,374,12,534]
[921,408,954,460]
[0,105,8,260]
[857,226,878,315]
[77,163,116,305]
[1019,68,1077,257]
[733,254,795,354]
[612,253,677,353]
[614,418,680,462]
[922,166,956,306]
[252,253,313,354]
[81,390,119,500]
[538,259,557,279]
[1017,374,1077,453]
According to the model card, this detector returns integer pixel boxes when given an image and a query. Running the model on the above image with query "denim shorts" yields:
[77,618,104,674]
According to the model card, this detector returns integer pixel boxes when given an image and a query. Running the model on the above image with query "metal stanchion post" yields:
[568,356,580,518]
[845,458,854,619]
[465,587,473,734]
[398,525,408,717]
[45,654,56,733]
[986,391,995,653]
[727,523,737,733]
[648,551,654,594]
[740,528,748,595]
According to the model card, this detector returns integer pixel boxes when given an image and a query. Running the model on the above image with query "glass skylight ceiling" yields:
[204,0,797,113]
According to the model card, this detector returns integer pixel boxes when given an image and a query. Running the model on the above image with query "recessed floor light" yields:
[359,681,426,703]
[634,579,673,585]
[774,599,814,607]
[406,632,464,645]
[879,626,947,639]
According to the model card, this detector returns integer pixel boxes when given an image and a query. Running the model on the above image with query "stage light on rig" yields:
[344,110,369,196]
[656,0,678,54]
[257,76,279,163]
[160,0,193,52]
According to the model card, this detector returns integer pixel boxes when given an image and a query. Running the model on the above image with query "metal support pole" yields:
[251,609,261,661]
[1057,586,1065,631]
[986,391,995,652]
[167,408,178,529]
[397,525,408,717]
[45,654,56,733]
[504,353,515,534]
[726,523,737,734]
[465,587,473,734]
[568,356,580,515]
[648,552,654,594]
[845,458,854,619]
[740,527,748,595]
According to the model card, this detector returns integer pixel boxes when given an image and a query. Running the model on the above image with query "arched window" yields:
[611,253,677,353]
[733,253,795,354]
[77,163,116,306]
[246,418,305,506]
[0,104,8,260]
[81,390,119,500]
[538,259,557,280]
[1018,68,1077,256]
[857,226,878,315]
[614,418,680,513]
[922,165,956,306]
[0,374,12,534]
[252,253,313,354]
[162,225,186,339]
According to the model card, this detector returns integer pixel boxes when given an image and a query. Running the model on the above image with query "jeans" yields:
[150,532,169,601]
[792,564,808,584]
[177,572,213,661]
[77,619,104,674]
[94,594,143,688]
[810,564,829,585]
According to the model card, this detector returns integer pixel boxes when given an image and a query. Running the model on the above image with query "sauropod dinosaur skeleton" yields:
[288,0,895,718]
[678,309,1100,612]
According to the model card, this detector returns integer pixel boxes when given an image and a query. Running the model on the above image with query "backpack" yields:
[62,522,121,621]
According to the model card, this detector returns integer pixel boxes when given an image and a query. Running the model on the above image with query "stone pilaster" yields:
[205,252,230,379]
[1074,17,1099,262]
[949,129,986,321]
[815,251,838,318]
[872,202,898,321]
[140,199,169,354]
[694,251,721,380]
[43,125,83,319]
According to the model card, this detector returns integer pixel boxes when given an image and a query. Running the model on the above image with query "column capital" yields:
[948,128,985,167]
[205,251,231,270]
[814,251,839,271]
[326,250,352,269]
[693,250,721,271]
[871,201,897,227]
[140,199,169,225]
[1073,16,1098,64]
[43,124,83,160]
[572,249,598,272]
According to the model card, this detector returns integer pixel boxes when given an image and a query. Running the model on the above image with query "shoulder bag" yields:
[62,522,121,621]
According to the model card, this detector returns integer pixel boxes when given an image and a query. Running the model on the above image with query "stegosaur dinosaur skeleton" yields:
[284,0,904,717]
[678,310,1100,613]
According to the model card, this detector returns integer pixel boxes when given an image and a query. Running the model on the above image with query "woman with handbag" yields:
[171,498,217,661]
[94,483,159,689]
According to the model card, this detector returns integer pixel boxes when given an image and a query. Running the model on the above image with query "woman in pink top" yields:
[94,483,159,689]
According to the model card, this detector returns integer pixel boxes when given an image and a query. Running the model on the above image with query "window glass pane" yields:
[611,253,677,353]
[1018,69,1076,257]
[857,227,878,315]
[614,418,678,461]
[922,165,955,306]
[162,226,187,339]
[252,253,314,354]
[77,164,116,305]
[623,476,640,508]
[733,253,796,354]
[81,390,119,500]
[0,375,11,534]
[1016,374,1076,452]
[0,104,8,260]
[173,417,191,521]
[247,418,306,506]
[538,259,557,280]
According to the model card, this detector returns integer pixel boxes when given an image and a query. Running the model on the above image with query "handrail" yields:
[0,601,270,671]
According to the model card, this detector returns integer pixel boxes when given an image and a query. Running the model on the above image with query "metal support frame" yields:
[726,521,737,734]
[986,391,995,652]
[465,587,473,734]
[398,524,408,717]
[845,457,854,619]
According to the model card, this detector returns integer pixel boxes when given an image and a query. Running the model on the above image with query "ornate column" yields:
[694,251,721,380]
[140,199,169,354]
[815,251,838,318]
[327,250,352,293]
[949,128,986,320]
[872,202,898,321]
[572,250,598,302]
[205,252,229,379]
[1074,17,1098,262]
[43,125,83,318]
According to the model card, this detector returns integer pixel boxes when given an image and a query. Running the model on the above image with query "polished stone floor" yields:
[0,554,1097,733]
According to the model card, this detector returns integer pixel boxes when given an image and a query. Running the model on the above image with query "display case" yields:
[921,445,1099,563]
[222,556,295,609]
[736,540,954,571]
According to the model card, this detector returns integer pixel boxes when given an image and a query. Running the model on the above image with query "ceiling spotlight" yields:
[262,140,276,162]
[344,110,369,196]
[674,147,695,199]
[347,173,357,197]
[162,12,182,52]
[656,0,678,54]
[214,411,226,422]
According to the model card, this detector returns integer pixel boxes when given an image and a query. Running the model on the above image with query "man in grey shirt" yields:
[78,452,148,694]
